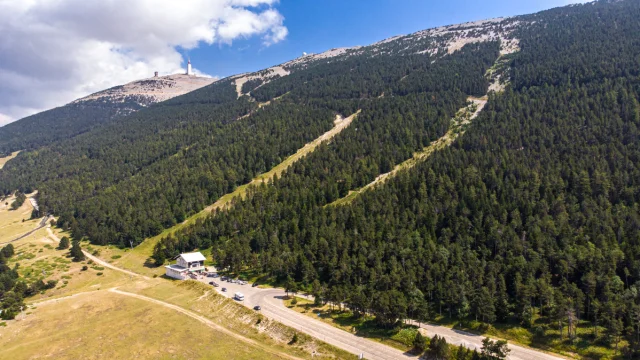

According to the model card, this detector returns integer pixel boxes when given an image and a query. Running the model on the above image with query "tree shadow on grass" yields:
[143,257,159,269]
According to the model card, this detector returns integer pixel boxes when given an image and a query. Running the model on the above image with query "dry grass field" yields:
[0,192,39,244]
[0,291,284,360]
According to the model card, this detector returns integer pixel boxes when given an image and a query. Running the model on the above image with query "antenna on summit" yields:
[186,58,193,76]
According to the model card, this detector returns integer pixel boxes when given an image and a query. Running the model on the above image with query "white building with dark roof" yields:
[165,252,207,280]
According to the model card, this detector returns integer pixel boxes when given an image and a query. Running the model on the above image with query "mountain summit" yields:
[72,74,217,114]
[0,72,216,155]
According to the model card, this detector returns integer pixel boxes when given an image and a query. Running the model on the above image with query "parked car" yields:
[238,280,247,285]
[221,287,227,292]
[209,281,220,287]
[207,273,215,278]
[253,305,261,311]
[221,276,228,281]
[252,282,259,287]
[212,273,220,278]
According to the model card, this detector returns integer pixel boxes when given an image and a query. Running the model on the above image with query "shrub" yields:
[392,328,419,347]
[111,255,121,259]
[291,297,298,305]
[96,272,103,276]
[413,331,427,354]
[57,237,70,250]
[81,265,88,271]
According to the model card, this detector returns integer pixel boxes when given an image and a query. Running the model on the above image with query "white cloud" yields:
[0,113,13,127]
[0,0,288,124]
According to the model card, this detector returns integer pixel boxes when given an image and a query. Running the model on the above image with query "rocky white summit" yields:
[73,74,217,109]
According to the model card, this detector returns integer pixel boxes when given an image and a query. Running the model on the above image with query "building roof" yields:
[165,264,187,271]
[179,252,206,262]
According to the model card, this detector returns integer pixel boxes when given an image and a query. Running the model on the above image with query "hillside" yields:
[2,0,640,357]
[72,74,217,108]
[0,74,216,155]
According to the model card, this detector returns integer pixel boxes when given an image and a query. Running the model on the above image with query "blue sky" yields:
[189,0,585,78]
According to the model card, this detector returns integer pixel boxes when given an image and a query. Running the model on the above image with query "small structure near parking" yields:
[165,252,207,280]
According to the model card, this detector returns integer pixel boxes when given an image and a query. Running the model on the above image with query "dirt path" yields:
[132,110,361,258]
[46,226,59,242]
[109,288,303,360]
[204,110,361,212]
[330,98,486,206]
[0,150,20,169]
[0,216,49,246]
[329,52,513,207]
[82,250,150,280]
[29,291,89,307]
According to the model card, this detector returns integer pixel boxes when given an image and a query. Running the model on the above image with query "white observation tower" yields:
[186,59,193,76]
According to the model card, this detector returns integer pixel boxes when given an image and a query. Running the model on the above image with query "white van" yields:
[234,292,245,301]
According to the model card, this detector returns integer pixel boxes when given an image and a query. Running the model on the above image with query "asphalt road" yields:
[207,278,412,360]
[205,278,566,360]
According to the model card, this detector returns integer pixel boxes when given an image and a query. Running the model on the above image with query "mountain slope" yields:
[0,15,505,246]
[0,74,216,155]
[148,0,640,357]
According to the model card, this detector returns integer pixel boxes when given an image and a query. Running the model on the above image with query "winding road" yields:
[213,281,409,360]
[210,280,566,360]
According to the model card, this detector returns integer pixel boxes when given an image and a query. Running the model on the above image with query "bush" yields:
[291,297,298,305]
[57,237,70,250]
[70,241,85,262]
[81,265,88,271]
[392,328,419,347]
[111,255,121,259]
[96,272,103,276]
[533,325,548,338]
[413,331,427,354]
